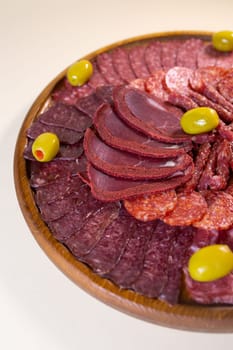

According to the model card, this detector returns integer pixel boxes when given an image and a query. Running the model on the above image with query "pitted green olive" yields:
[180,107,219,135]
[212,31,233,52]
[32,132,60,162]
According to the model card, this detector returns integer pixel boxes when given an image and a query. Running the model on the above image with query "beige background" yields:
[1,0,233,349]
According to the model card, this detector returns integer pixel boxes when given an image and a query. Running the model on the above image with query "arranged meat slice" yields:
[75,92,103,119]
[145,70,169,101]
[105,220,154,288]
[144,41,162,74]
[123,190,177,221]
[128,45,150,78]
[217,69,233,103]
[176,38,204,69]
[111,47,136,83]
[94,103,189,158]
[96,52,124,85]
[197,43,219,67]
[52,79,94,105]
[163,191,207,226]
[215,50,233,68]
[87,163,193,202]
[84,128,192,180]
[165,66,192,94]
[113,86,191,143]
[88,60,107,88]
[160,40,181,69]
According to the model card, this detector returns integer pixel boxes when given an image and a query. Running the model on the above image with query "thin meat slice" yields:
[128,45,150,78]
[215,50,233,68]
[94,103,189,158]
[52,79,94,105]
[113,86,191,144]
[217,69,233,103]
[111,47,136,83]
[96,52,124,85]
[87,162,193,202]
[123,190,177,221]
[165,66,193,94]
[88,60,107,88]
[194,191,233,230]
[176,39,204,68]
[105,220,154,288]
[167,91,198,111]
[145,70,169,101]
[197,43,219,67]
[163,191,207,226]
[144,41,162,73]
[84,128,192,180]
[160,40,181,68]
[82,209,135,274]
[75,92,103,119]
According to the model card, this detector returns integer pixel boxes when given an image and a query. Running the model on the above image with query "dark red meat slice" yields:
[52,79,94,105]
[113,86,191,143]
[84,128,192,180]
[123,190,177,221]
[128,45,150,78]
[29,159,84,187]
[176,39,204,68]
[145,70,169,101]
[75,92,102,118]
[197,43,219,67]
[215,50,233,68]
[144,41,162,73]
[27,120,83,144]
[111,47,136,83]
[96,52,123,85]
[160,40,181,69]
[82,209,135,274]
[217,69,233,103]
[132,221,176,298]
[194,191,233,230]
[95,85,114,104]
[163,191,207,226]
[66,202,120,257]
[38,103,92,132]
[87,162,193,202]
[88,60,107,88]
[105,220,154,288]
[94,103,189,158]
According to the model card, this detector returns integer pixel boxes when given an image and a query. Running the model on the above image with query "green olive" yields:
[212,31,233,52]
[67,59,93,86]
[188,244,233,282]
[180,107,219,135]
[32,132,60,162]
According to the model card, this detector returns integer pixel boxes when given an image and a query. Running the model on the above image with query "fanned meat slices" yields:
[128,45,150,78]
[96,52,124,85]
[176,38,204,69]
[111,47,136,83]
[144,41,162,74]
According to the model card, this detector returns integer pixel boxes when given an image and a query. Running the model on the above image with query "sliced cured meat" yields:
[144,41,162,73]
[163,191,207,226]
[217,69,233,103]
[52,79,93,105]
[189,66,227,90]
[75,92,102,118]
[88,60,107,88]
[218,227,233,251]
[132,221,176,298]
[215,50,233,68]
[184,268,233,304]
[87,162,193,202]
[176,39,204,68]
[94,103,189,158]
[111,47,136,83]
[96,52,123,85]
[84,128,192,180]
[167,91,198,111]
[160,40,181,69]
[129,78,146,91]
[197,43,219,67]
[38,102,92,132]
[27,119,83,144]
[123,190,177,221]
[113,86,191,143]
[165,66,193,94]
[105,220,154,287]
[95,85,114,104]
[128,45,150,78]
[82,209,135,274]
[29,159,84,187]
[194,191,233,230]
[145,70,168,101]
[66,202,120,257]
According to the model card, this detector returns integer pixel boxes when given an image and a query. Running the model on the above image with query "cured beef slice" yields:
[84,128,192,180]
[75,92,103,119]
[111,47,136,83]
[128,45,150,78]
[113,86,191,144]
[94,103,189,158]
[87,162,193,202]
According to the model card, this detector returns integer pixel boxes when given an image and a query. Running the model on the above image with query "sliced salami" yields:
[96,52,123,85]
[123,190,177,222]
[163,191,207,226]
[144,41,162,73]
[197,43,219,67]
[165,66,193,94]
[88,60,107,88]
[160,40,181,69]
[111,47,136,83]
[128,45,150,78]
[145,70,168,101]
[217,69,233,103]
[176,39,204,69]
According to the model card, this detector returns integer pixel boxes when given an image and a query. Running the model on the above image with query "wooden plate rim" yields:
[14,30,233,333]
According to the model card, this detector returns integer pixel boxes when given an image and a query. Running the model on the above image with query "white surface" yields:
[1,0,233,348]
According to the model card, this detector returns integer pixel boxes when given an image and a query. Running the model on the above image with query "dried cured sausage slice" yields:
[215,50,233,69]
[128,45,150,78]
[144,41,162,73]
[84,128,192,180]
[88,60,107,88]
[163,191,207,226]
[75,92,103,119]
[113,86,191,143]
[217,69,233,103]
[176,39,204,69]
[165,66,192,94]
[52,79,94,105]
[123,190,177,221]
[145,70,168,101]
[197,43,219,68]
[87,163,193,202]
[111,47,136,83]
[193,191,233,230]
[96,52,124,85]
[94,103,189,158]
[160,40,181,69]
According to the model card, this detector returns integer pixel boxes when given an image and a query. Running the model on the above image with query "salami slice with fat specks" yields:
[97,52,124,85]
[165,66,193,94]
[197,43,219,67]
[88,60,107,88]
[128,45,150,78]
[145,70,168,101]
[112,47,136,83]
[176,39,204,69]
[160,40,181,69]
[163,191,207,226]
[123,190,177,222]
[218,69,233,103]
[144,41,162,73]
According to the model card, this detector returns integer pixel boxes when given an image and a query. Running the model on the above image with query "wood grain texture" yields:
[14,31,233,332]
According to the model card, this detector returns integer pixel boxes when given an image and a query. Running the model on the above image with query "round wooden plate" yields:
[14,31,233,332]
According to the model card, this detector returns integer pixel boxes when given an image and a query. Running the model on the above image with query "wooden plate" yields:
[14,31,233,332]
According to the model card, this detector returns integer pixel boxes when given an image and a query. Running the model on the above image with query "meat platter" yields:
[14,31,233,332]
